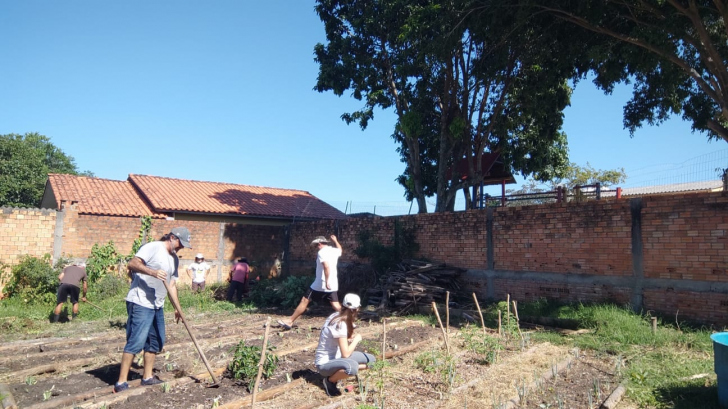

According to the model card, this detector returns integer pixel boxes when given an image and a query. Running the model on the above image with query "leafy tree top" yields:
[0,132,93,208]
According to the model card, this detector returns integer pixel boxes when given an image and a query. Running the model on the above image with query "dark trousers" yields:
[226,280,247,301]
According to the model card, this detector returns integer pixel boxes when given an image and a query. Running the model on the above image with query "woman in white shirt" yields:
[314,293,375,396]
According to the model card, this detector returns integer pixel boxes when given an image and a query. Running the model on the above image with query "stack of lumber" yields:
[365,260,465,314]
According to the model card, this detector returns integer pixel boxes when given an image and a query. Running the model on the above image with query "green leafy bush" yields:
[3,254,64,302]
[91,274,127,299]
[228,340,278,392]
[279,276,310,309]
[249,278,283,307]
[86,241,122,283]
[249,276,309,309]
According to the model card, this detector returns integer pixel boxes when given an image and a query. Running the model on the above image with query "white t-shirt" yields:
[310,245,342,292]
[125,241,178,309]
[314,312,348,366]
[188,261,210,283]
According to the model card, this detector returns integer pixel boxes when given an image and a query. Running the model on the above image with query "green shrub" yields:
[249,276,309,309]
[249,278,283,307]
[3,254,64,302]
[91,274,127,299]
[228,340,278,392]
[86,241,123,283]
[279,276,310,309]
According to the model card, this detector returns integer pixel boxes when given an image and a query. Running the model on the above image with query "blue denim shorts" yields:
[123,301,166,354]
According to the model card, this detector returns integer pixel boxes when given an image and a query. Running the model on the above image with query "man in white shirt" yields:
[278,235,342,330]
[187,253,210,292]
[113,227,191,393]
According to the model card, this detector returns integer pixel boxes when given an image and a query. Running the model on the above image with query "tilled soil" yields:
[1,309,623,409]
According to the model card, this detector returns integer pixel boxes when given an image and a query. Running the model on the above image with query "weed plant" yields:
[228,340,278,392]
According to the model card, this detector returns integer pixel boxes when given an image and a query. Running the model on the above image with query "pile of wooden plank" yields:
[365,259,465,314]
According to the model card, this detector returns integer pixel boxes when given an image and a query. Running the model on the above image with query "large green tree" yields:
[0,133,92,207]
[314,0,595,212]
[538,0,728,144]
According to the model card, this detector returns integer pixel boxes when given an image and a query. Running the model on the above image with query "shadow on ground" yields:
[655,383,720,409]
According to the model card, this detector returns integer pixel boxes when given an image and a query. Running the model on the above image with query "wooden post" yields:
[445,291,450,334]
[251,317,272,407]
[651,317,657,335]
[381,319,387,362]
[506,294,511,336]
[512,300,524,344]
[431,302,450,354]
[472,293,487,337]
[498,310,502,337]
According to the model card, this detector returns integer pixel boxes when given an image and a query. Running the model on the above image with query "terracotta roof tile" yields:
[47,174,164,218]
[128,174,346,220]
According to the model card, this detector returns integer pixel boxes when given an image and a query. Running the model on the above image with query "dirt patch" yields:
[3,310,624,409]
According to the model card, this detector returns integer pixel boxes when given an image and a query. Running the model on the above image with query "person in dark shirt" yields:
[53,262,88,323]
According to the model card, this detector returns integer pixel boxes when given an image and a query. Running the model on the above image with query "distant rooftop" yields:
[603,180,724,197]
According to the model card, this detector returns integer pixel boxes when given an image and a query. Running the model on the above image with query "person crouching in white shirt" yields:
[314,293,375,396]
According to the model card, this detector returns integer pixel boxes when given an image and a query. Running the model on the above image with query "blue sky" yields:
[1,1,724,216]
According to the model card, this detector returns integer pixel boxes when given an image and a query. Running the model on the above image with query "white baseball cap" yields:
[342,293,361,309]
[195,253,204,259]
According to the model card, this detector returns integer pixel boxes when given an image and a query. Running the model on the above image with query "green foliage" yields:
[91,274,127,299]
[86,241,123,283]
[279,276,310,309]
[3,254,64,302]
[413,349,457,390]
[129,216,153,258]
[249,276,310,309]
[0,132,92,207]
[228,340,278,392]
[314,1,590,212]
[354,224,419,274]
[539,0,728,144]
[506,162,627,205]
[460,326,502,365]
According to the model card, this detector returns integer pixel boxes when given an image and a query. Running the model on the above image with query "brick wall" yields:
[2,191,726,324]
[287,192,728,325]
[0,208,57,295]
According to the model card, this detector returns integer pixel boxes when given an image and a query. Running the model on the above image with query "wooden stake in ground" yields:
[512,300,524,344]
[498,310,502,337]
[161,281,218,385]
[431,302,450,354]
[445,291,450,334]
[251,317,272,407]
[381,319,387,362]
[472,293,487,337]
[651,316,657,335]
[506,294,511,335]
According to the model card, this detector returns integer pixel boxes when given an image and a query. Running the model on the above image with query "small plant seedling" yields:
[42,385,55,401]
[161,382,171,393]
[212,396,220,407]
[165,363,174,371]
[25,376,37,385]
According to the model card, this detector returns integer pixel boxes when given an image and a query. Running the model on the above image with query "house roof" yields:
[45,174,165,218]
[602,180,724,197]
[45,173,347,220]
[127,174,347,220]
